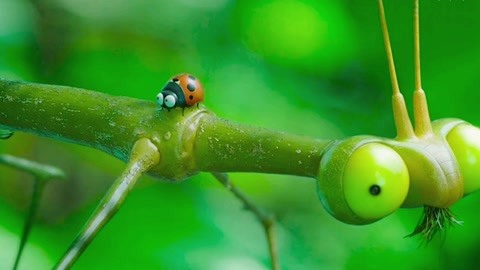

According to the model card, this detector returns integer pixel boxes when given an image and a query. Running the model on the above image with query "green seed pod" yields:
[434,119,480,195]
[386,136,463,208]
[317,136,409,225]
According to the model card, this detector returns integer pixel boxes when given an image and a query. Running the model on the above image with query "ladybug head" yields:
[156,90,178,109]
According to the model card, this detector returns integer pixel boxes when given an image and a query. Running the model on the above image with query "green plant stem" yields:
[196,118,332,177]
[0,154,65,269]
[212,172,279,270]
[0,154,65,180]
[54,138,160,270]
[0,79,163,162]
[13,178,46,270]
[0,79,334,180]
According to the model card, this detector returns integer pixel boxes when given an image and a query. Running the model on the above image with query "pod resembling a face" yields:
[317,137,410,225]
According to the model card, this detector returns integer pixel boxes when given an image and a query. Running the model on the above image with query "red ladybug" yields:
[156,74,204,111]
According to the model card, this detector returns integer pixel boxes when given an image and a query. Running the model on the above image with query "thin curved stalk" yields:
[412,0,433,137]
[212,172,279,270]
[377,0,415,140]
[12,179,45,270]
[0,154,65,270]
[0,154,65,181]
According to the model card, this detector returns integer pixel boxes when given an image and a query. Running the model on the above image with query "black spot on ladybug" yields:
[172,78,179,82]
[187,83,196,91]
[188,75,196,80]
[189,95,193,100]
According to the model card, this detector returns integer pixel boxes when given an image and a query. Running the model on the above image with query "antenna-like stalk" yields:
[413,0,433,137]
[414,0,422,93]
[377,0,415,140]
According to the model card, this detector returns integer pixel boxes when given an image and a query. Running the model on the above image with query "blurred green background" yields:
[1,0,480,269]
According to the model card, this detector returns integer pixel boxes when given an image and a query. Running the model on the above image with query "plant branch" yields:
[54,138,160,270]
[196,117,332,178]
[12,178,45,270]
[0,154,65,181]
[0,154,65,270]
[0,79,333,181]
[212,172,279,270]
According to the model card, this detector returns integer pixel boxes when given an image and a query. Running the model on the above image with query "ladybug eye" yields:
[156,93,164,106]
[164,95,176,108]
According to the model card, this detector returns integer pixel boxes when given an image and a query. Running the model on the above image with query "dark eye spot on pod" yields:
[369,185,381,196]
[189,95,194,100]
[187,83,196,91]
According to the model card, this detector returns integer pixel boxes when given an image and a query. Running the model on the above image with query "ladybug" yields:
[156,74,204,112]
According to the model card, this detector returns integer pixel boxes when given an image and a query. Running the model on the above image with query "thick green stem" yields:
[0,79,333,180]
[196,118,332,177]
[0,79,160,162]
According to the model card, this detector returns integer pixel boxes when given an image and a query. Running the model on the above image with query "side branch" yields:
[212,173,279,270]
[54,138,160,269]
[0,154,65,270]
[0,154,65,180]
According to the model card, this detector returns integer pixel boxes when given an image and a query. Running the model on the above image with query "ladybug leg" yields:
[196,103,199,109]
[182,107,185,116]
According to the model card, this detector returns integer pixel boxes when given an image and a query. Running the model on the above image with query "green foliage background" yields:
[1,0,480,269]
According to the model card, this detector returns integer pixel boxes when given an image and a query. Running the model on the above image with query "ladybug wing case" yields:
[178,74,204,107]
